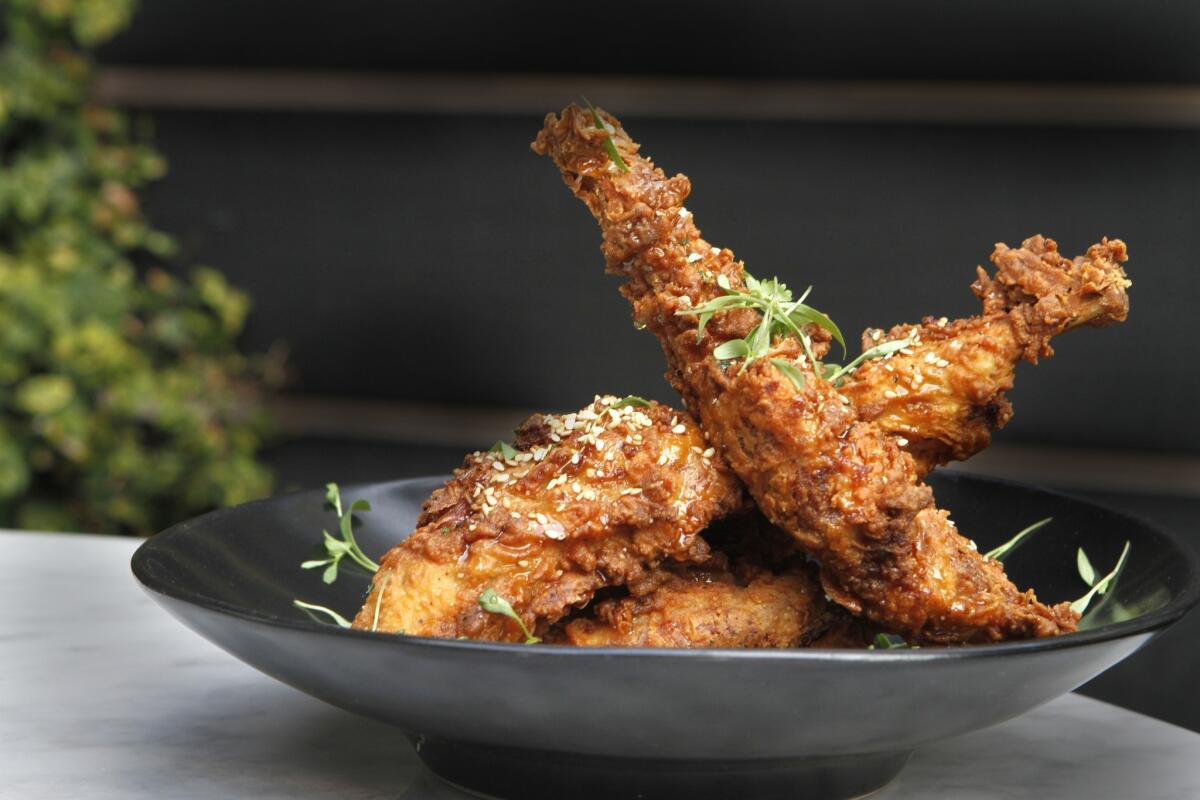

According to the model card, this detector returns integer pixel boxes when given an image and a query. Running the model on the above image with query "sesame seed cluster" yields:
[460,395,711,542]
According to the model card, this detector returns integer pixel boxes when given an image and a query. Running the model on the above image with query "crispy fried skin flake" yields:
[840,235,1130,473]
[351,396,743,641]
[532,104,1121,643]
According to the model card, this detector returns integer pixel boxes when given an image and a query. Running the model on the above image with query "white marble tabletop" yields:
[3,530,1199,800]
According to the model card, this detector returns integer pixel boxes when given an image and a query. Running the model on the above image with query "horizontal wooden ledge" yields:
[92,68,1200,128]
[267,395,1200,496]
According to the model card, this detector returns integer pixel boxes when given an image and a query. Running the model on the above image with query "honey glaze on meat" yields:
[533,105,1131,643]
[353,396,743,641]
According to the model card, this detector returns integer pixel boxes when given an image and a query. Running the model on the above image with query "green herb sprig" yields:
[613,395,651,408]
[478,587,541,644]
[983,518,1132,617]
[293,600,352,629]
[370,572,393,632]
[489,440,519,459]
[680,272,843,377]
[300,483,380,583]
[870,633,909,649]
[676,272,914,391]
[985,517,1053,562]
[582,97,629,173]
[1072,541,1131,615]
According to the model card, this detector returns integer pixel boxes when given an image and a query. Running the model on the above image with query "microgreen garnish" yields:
[769,358,808,391]
[1072,541,1131,615]
[871,633,908,649]
[293,599,352,629]
[300,482,379,583]
[489,440,519,459]
[612,395,651,408]
[985,517,1053,563]
[679,272,843,369]
[822,336,915,385]
[581,96,629,173]
[478,587,540,644]
[370,572,392,632]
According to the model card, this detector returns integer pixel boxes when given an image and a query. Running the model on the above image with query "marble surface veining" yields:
[2,531,1199,799]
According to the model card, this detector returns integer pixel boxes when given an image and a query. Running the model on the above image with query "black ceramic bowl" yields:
[132,473,1199,800]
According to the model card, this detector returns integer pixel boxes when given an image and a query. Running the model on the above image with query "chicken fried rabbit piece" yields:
[839,235,1130,474]
[352,396,743,641]
[533,104,1088,643]
[550,512,834,648]
[548,557,830,648]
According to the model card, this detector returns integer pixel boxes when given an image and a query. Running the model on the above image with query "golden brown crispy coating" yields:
[352,396,743,641]
[549,557,830,648]
[532,104,1118,643]
[840,235,1130,473]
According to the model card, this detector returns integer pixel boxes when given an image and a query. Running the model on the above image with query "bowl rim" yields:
[132,472,1200,663]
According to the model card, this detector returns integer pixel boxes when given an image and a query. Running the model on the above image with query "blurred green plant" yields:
[0,0,280,535]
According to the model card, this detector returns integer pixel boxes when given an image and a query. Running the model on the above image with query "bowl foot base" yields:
[413,736,911,800]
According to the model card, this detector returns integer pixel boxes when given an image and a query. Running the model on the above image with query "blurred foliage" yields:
[0,0,280,535]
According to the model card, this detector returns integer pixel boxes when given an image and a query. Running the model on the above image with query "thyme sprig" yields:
[489,440,519,459]
[678,272,912,390]
[985,517,1053,562]
[680,272,842,372]
[1072,541,1131,615]
[582,96,629,173]
[478,587,540,644]
[300,482,379,583]
[293,599,352,629]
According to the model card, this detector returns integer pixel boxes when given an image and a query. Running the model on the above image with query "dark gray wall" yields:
[99,0,1200,83]
[141,110,1199,451]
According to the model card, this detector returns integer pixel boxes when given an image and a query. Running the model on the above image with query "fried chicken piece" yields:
[351,396,743,641]
[549,511,833,648]
[548,557,830,648]
[840,235,1130,474]
[532,105,1120,643]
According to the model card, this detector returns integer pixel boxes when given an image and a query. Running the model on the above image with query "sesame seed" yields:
[492,462,505,471]
[937,317,949,327]
[535,513,549,525]
[671,424,687,434]
[702,447,715,458]
[936,359,950,368]
[884,390,897,398]
[711,246,720,255]
[517,559,528,567]
[897,437,909,446]
[871,330,882,342]
[686,252,703,263]
[924,352,937,364]
[620,488,642,495]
